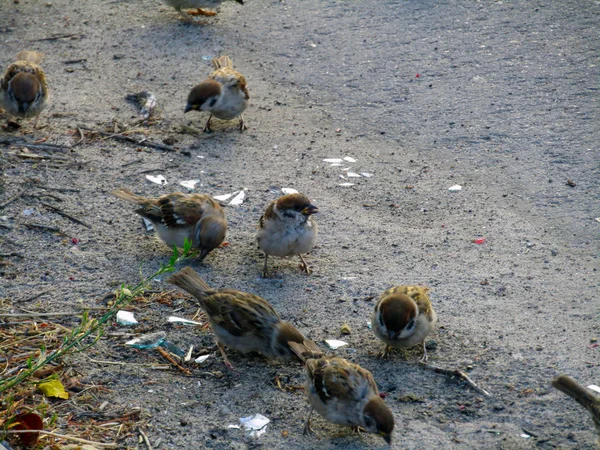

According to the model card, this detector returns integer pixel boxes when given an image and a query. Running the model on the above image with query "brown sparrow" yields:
[168,267,311,369]
[0,51,49,129]
[161,0,244,24]
[289,342,394,444]
[111,189,226,260]
[256,193,318,276]
[552,375,600,442]
[184,55,249,132]
[372,285,437,361]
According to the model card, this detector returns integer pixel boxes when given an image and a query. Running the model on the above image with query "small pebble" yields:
[340,323,351,335]
[425,340,437,351]
[218,405,231,416]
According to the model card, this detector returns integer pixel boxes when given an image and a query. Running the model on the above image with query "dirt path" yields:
[1,0,598,448]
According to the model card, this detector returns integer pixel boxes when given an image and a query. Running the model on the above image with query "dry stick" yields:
[70,127,85,148]
[0,190,27,209]
[0,252,24,258]
[41,202,91,228]
[139,429,153,450]
[34,33,85,41]
[4,429,116,448]
[0,312,80,317]
[0,137,71,153]
[24,223,63,234]
[156,347,191,375]
[78,126,177,153]
[420,363,492,398]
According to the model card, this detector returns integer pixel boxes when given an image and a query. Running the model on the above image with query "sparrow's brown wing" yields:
[258,201,276,229]
[309,357,376,405]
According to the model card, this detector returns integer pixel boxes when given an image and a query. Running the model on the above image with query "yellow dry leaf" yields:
[37,379,69,399]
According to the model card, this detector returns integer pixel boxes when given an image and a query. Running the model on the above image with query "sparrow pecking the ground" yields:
[111,189,226,260]
[289,341,394,445]
[0,51,49,129]
[168,267,311,369]
[185,55,249,132]
[161,0,244,24]
[372,285,437,361]
[552,375,600,443]
[256,193,318,277]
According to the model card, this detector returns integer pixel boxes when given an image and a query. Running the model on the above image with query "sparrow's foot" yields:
[217,342,236,371]
[303,409,315,435]
[239,115,247,132]
[203,114,213,133]
[377,345,393,359]
[188,8,217,16]
[419,341,429,362]
[298,254,312,275]
[261,255,270,278]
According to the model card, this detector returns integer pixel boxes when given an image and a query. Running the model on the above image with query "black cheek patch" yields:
[209,98,218,107]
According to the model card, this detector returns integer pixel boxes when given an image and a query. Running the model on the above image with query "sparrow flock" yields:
[1,0,593,446]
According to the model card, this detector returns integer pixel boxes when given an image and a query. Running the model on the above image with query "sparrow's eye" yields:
[364,415,375,430]
[208,98,218,107]
[406,319,415,330]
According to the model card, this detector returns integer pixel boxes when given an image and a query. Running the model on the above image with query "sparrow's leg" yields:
[188,8,218,16]
[33,112,41,129]
[261,254,269,278]
[238,114,247,131]
[419,340,429,362]
[217,342,235,371]
[298,254,312,275]
[303,408,315,435]
[176,8,199,24]
[378,345,393,359]
[203,114,213,133]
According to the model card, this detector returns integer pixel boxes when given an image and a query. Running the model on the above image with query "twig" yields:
[24,290,52,302]
[157,347,191,375]
[63,58,87,64]
[0,190,27,209]
[4,429,116,448]
[70,127,85,148]
[0,252,24,258]
[36,185,80,193]
[139,429,153,450]
[24,223,63,233]
[0,137,71,153]
[34,33,85,41]
[41,202,91,228]
[87,357,170,369]
[121,158,144,168]
[78,126,177,153]
[420,363,492,397]
[0,312,78,317]
[10,152,69,161]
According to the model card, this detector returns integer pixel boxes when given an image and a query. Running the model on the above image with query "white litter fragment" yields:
[339,183,355,187]
[323,158,343,163]
[146,174,167,185]
[281,188,298,195]
[23,208,36,216]
[179,180,200,190]
[448,184,462,191]
[240,414,270,438]
[116,310,138,325]
[195,354,211,364]
[325,339,348,350]
[229,189,247,206]
[168,316,203,326]
[588,385,600,394]
[197,155,205,159]
[520,433,531,439]
[185,345,194,362]
[227,425,241,429]
[366,321,372,330]
[214,192,234,201]
[360,172,374,178]
[343,156,357,163]
[330,163,342,167]
[346,172,361,178]
[142,218,154,231]
[341,167,351,171]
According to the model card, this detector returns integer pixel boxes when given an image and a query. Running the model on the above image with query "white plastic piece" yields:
[339,183,355,187]
[168,316,203,326]
[588,385,600,394]
[179,180,200,190]
[448,184,462,191]
[116,310,138,325]
[323,158,343,163]
[146,174,167,185]
[214,192,234,201]
[346,172,361,178]
[194,355,211,364]
[325,339,348,350]
[229,189,247,206]
[361,172,374,178]
[281,188,299,195]
[343,156,357,163]
[240,413,270,438]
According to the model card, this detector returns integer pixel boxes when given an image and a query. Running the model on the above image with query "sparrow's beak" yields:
[184,104,194,113]
[302,205,319,215]
[236,0,244,4]
[381,433,392,445]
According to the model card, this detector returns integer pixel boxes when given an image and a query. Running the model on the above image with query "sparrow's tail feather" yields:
[552,376,599,410]
[168,267,212,300]
[111,188,146,205]
[212,55,233,69]
[289,340,324,363]
[16,51,44,64]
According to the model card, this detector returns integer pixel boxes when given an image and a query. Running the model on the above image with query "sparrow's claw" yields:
[203,114,213,133]
[378,345,393,359]
[298,254,312,275]
[239,115,247,132]
[303,409,315,435]
[419,341,429,362]
[217,342,236,371]
[188,8,217,16]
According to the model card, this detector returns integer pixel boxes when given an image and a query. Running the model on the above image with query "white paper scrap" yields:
[116,310,138,325]
[281,188,299,195]
[325,339,348,350]
[214,192,234,201]
[179,180,200,190]
[588,385,600,394]
[361,172,374,178]
[229,189,246,206]
[194,355,211,364]
[240,413,270,438]
[339,183,355,187]
[343,156,357,163]
[146,174,167,185]
[448,184,462,191]
[142,218,154,231]
[330,163,342,167]
[323,158,343,163]
[168,316,203,326]
[346,172,361,178]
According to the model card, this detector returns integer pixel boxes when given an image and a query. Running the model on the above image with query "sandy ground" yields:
[1,0,599,448]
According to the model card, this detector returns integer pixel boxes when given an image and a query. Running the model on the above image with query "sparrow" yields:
[161,0,244,24]
[0,51,49,129]
[111,189,226,260]
[552,375,600,443]
[289,341,394,445]
[185,55,249,132]
[372,285,437,361]
[168,267,313,369]
[256,193,318,276]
